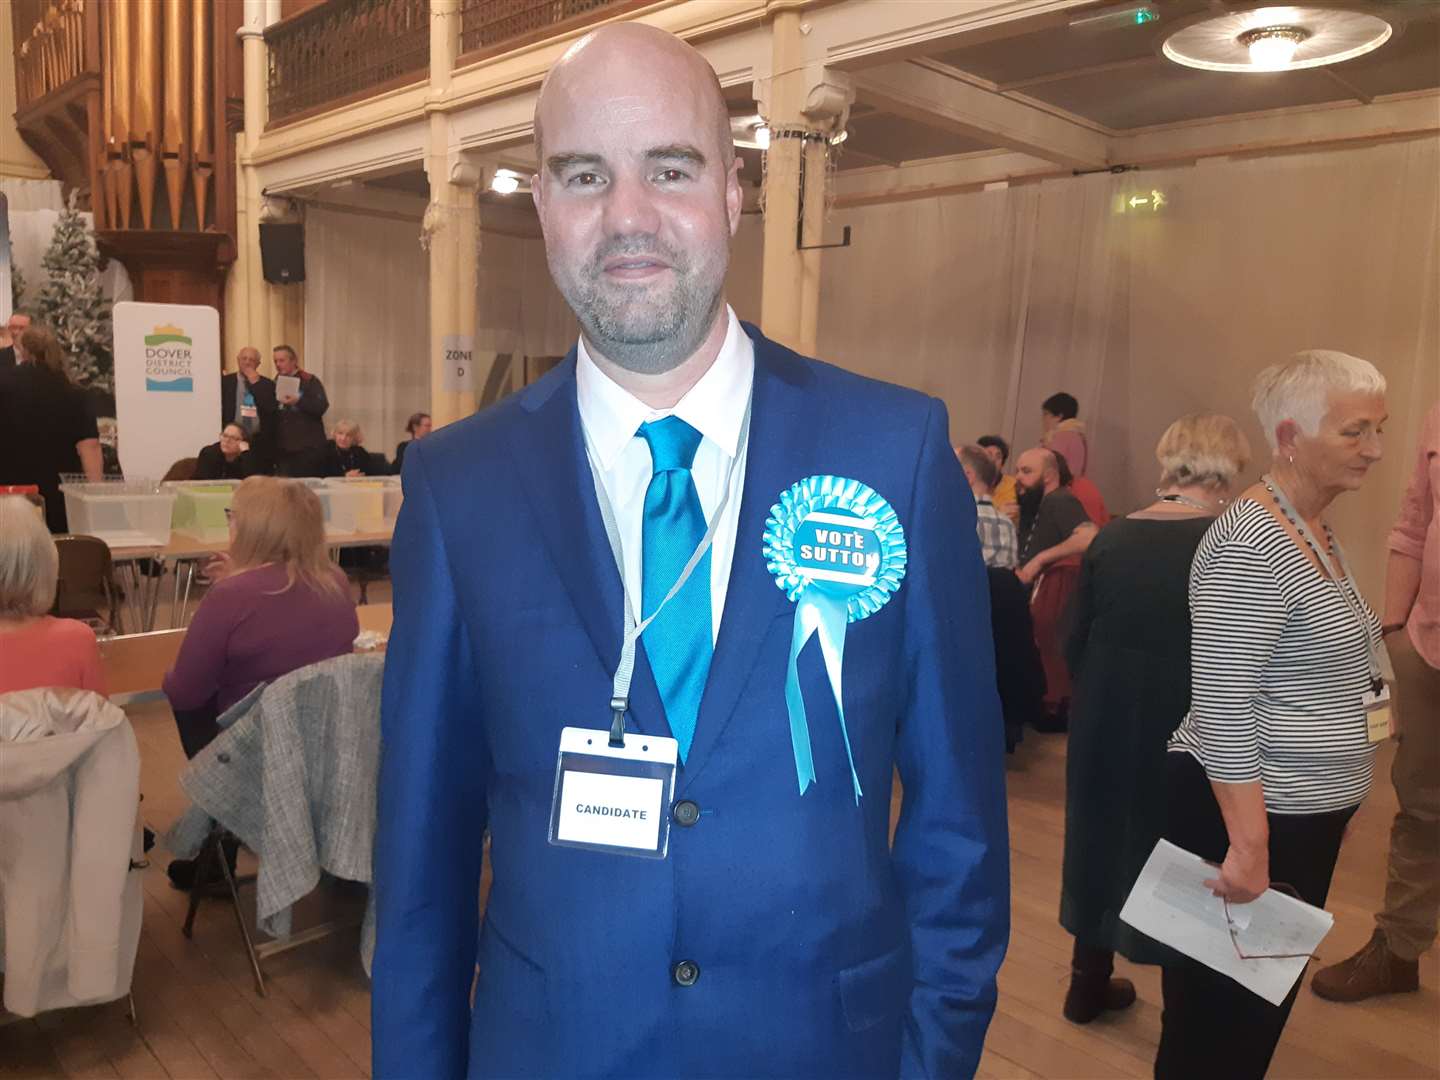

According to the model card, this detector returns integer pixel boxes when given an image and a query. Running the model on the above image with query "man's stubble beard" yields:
[550,236,728,376]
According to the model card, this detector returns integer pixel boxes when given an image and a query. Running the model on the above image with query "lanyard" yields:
[586,396,753,746]
[1264,476,1383,688]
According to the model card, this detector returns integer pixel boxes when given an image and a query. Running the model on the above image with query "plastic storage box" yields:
[60,481,175,548]
[299,478,362,537]
[321,477,402,533]
[165,480,240,541]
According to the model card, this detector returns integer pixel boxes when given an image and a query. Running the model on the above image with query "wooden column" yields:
[423,0,478,428]
[756,13,853,358]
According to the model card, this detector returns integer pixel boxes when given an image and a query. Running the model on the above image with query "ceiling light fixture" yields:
[1239,25,1309,69]
[1162,6,1392,74]
[490,169,522,195]
[731,114,772,150]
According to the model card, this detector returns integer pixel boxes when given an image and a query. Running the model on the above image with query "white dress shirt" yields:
[576,307,754,644]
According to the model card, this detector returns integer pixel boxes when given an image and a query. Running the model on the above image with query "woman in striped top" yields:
[1157,351,1388,1079]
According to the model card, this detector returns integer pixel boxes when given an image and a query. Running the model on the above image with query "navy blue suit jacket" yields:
[373,325,1009,1078]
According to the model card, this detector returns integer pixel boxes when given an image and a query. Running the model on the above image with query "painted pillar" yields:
[424,0,479,427]
[756,11,853,358]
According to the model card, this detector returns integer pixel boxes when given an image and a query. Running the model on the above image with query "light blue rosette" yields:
[763,475,907,803]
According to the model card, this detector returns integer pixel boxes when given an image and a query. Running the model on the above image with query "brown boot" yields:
[1063,972,1137,1024]
[1311,929,1419,1003]
[1063,941,1137,1024]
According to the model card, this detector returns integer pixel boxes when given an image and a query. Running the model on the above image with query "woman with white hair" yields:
[322,419,387,477]
[1156,351,1388,1078]
[0,495,105,694]
[1060,413,1251,1025]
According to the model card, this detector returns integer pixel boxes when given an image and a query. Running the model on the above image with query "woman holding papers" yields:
[1060,414,1250,1024]
[1158,352,1388,1078]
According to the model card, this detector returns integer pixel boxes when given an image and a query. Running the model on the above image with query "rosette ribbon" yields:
[763,476,907,803]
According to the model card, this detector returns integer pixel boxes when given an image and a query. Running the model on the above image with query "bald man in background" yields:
[372,22,1007,1080]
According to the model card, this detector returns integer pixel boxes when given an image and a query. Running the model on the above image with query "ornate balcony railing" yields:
[458,0,640,60]
[265,0,429,125]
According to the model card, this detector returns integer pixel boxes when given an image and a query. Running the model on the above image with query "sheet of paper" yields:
[275,374,301,401]
[1119,839,1334,1005]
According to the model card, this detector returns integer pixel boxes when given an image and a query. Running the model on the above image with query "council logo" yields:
[144,323,194,392]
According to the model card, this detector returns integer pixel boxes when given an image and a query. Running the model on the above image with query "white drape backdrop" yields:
[475,217,577,358]
[800,136,1440,594]
[300,138,1438,592]
[303,205,431,461]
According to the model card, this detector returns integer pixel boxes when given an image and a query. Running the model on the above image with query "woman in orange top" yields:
[0,495,105,694]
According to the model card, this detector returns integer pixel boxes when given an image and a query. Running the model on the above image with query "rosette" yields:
[763,475,907,802]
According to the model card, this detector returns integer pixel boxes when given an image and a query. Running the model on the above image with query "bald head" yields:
[530,22,743,378]
[534,24,733,171]
[1015,447,1060,496]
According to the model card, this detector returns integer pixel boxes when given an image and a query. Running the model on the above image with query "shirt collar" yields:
[576,306,753,472]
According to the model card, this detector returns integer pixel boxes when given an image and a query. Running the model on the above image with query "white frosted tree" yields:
[36,195,113,392]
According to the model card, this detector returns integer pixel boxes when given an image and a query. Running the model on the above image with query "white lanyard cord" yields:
[587,396,753,745]
[1264,476,1383,687]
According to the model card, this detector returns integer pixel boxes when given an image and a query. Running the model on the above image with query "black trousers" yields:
[173,704,222,759]
[1156,752,1357,1080]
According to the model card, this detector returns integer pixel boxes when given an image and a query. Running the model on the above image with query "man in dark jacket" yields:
[220,346,278,473]
[271,344,329,476]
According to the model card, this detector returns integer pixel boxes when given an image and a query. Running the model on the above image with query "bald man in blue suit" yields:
[373,23,1008,1080]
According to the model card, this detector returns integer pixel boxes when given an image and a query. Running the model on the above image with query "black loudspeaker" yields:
[260,222,305,284]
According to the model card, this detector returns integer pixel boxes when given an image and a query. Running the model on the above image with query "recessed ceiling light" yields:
[1162,6,1392,73]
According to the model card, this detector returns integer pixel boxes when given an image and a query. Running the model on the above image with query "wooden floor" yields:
[3,704,1436,1079]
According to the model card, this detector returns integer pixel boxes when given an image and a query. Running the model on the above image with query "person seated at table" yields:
[194,423,264,481]
[0,495,105,694]
[321,419,388,478]
[392,411,431,475]
[162,477,358,887]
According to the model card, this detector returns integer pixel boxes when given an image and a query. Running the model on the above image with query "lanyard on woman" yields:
[1264,475,1383,691]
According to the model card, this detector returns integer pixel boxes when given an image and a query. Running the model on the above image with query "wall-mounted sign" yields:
[442,333,475,392]
[1115,189,1167,215]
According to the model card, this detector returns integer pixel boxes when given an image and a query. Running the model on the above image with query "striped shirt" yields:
[975,496,1019,569]
[1168,498,1381,814]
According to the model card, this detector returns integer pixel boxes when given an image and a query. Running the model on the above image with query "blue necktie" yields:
[639,417,712,762]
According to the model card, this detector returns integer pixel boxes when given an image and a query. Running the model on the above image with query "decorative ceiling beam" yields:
[850,59,1112,168]
[1117,90,1438,164]
[829,91,1440,207]
[836,143,906,168]
[997,54,1164,92]
[1317,67,1373,106]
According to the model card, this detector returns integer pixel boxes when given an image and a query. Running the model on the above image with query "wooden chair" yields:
[161,457,199,483]
[51,534,125,635]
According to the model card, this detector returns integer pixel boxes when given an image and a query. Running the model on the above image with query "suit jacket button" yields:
[672,800,700,827]
[672,960,700,987]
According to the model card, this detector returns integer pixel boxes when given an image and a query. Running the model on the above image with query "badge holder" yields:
[549,397,751,861]
[548,722,678,860]
[1363,682,1393,744]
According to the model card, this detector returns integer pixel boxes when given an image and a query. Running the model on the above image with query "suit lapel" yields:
[505,355,667,737]
[681,328,815,786]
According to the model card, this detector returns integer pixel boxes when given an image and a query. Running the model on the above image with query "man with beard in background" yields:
[1014,446,1096,731]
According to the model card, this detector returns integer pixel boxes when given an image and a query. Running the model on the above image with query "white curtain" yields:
[800,135,1440,595]
[475,224,576,358]
[0,177,63,212]
[303,205,431,462]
